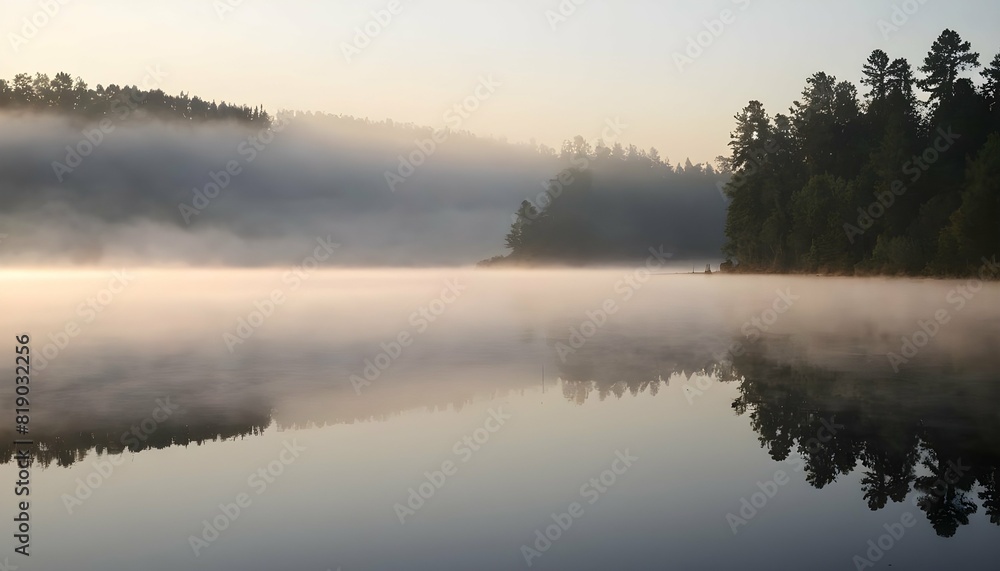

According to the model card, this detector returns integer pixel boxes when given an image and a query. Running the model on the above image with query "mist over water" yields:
[0,113,726,267]
[5,268,998,444]
[2,269,999,569]
[3,1,1000,569]
[0,113,544,265]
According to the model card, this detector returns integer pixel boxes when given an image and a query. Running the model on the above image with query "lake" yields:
[2,268,998,570]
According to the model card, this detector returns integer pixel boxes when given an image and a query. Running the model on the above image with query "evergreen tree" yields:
[917,29,980,111]
[861,49,891,103]
[720,28,999,277]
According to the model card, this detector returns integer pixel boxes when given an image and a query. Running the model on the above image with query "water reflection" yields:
[5,324,998,542]
[2,270,999,568]
[724,336,1000,538]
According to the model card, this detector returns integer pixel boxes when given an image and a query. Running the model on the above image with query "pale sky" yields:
[4,0,999,164]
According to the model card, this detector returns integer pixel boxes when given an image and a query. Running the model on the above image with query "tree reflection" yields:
[554,332,1000,538]
[4,327,998,540]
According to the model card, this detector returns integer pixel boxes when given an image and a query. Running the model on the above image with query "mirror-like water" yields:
[2,269,998,570]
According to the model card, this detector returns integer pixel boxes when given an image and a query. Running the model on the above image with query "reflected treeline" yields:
[554,331,1000,538]
[0,388,511,469]
[5,319,999,539]
[0,344,541,468]
[553,328,724,404]
[0,393,494,469]
[728,339,1000,537]
[0,406,272,469]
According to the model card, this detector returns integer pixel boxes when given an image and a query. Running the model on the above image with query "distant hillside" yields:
[0,71,268,124]
[0,73,727,266]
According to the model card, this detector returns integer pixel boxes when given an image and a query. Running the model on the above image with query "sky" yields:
[3,0,999,164]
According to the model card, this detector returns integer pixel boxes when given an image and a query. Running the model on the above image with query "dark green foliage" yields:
[0,72,268,125]
[936,134,1000,274]
[917,29,980,111]
[722,29,999,276]
[862,49,891,102]
[495,151,728,265]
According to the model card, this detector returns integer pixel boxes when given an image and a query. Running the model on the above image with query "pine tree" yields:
[917,29,980,109]
[861,49,891,102]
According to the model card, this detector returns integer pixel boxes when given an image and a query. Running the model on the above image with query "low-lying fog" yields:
[0,113,726,266]
[3,269,998,461]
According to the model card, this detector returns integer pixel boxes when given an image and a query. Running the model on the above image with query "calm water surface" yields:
[1,269,998,570]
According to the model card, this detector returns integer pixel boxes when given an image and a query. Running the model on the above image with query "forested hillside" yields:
[0,71,268,124]
[719,29,1000,276]
[491,137,726,265]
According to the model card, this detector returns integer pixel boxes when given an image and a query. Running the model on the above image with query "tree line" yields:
[720,29,1000,276]
[0,71,270,124]
[492,136,727,265]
